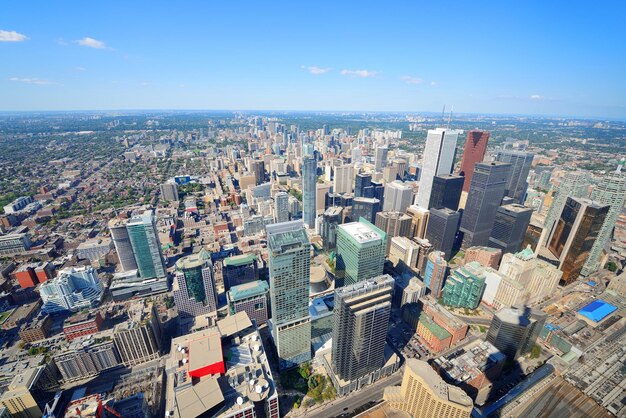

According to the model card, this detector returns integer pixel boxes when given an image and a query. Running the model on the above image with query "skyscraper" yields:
[173,248,218,319]
[406,205,430,239]
[442,262,487,309]
[426,207,461,260]
[302,154,317,229]
[581,173,626,276]
[488,204,533,254]
[429,174,464,211]
[332,275,394,383]
[383,180,413,213]
[273,191,290,224]
[351,197,380,224]
[320,206,343,251]
[542,171,590,237]
[126,210,166,279]
[160,181,179,202]
[423,251,448,298]
[460,162,511,248]
[459,130,490,193]
[266,221,312,370]
[495,150,534,204]
[374,145,388,171]
[415,128,461,209]
[109,218,138,272]
[333,164,354,194]
[544,197,609,284]
[383,358,473,418]
[486,306,547,359]
[354,172,372,198]
[336,219,386,287]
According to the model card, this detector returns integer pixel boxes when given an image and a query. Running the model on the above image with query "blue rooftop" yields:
[578,299,617,323]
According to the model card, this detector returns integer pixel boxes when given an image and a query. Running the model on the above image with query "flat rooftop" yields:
[339,221,383,244]
[578,300,617,323]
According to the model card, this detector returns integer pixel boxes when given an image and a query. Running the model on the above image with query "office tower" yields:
[389,236,421,272]
[273,191,290,223]
[374,145,388,171]
[334,164,354,194]
[0,367,51,418]
[302,155,317,228]
[336,219,386,287]
[486,306,547,359]
[465,246,502,269]
[127,210,166,279]
[55,340,120,382]
[383,180,413,213]
[363,180,385,203]
[113,313,161,367]
[354,173,372,198]
[442,262,487,309]
[406,205,430,239]
[423,251,448,298]
[227,280,270,326]
[40,266,103,314]
[426,207,461,260]
[415,238,434,275]
[581,173,626,275]
[488,204,533,254]
[495,150,534,204]
[222,253,258,291]
[320,206,343,251]
[332,275,394,383]
[429,174,464,210]
[384,358,473,418]
[544,197,609,284]
[460,162,512,248]
[415,128,461,209]
[266,221,312,370]
[459,130,490,192]
[160,181,179,202]
[393,276,427,307]
[173,248,218,318]
[375,211,412,240]
[540,171,591,249]
[109,218,138,272]
[351,197,380,223]
[252,159,265,185]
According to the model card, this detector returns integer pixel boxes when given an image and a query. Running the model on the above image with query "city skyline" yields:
[1,1,625,118]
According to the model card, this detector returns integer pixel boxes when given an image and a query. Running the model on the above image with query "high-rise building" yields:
[495,150,534,204]
[415,128,461,209]
[460,162,511,248]
[160,181,179,202]
[375,211,412,254]
[252,159,265,185]
[442,262,486,309]
[384,358,473,418]
[40,266,103,314]
[375,145,388,171]
[363,180,385,204]
[543,197,609,284]
[406,205,430,239]
[302,155,317,228]
[464,246,502,269]
[415,238,434,276]
[266,221,312,370]
[273,191,290,223]
[126,210,166,279]
[332,275,394,382]
[488,204,533,254]
[388,236,421,272]
[383,181,414,213]
[351,197,380,224]
[320,206,343,251]
[426,207,461,260]
[486,306,547,359]
[429,174,464,211]
[354,173,372,198]
[222,254,258,291]
[173,248,218,319]
[109,218,138,272]
[581,173,626,276]
[423,251,448,298]
[336,219,386,287]
[540,171,590,249]
[334,164,354,194]
[459,130,490,193]
[227,280,270,326]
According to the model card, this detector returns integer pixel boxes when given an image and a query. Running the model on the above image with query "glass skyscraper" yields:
[173,248,217,319]
[302,154,317,229]
[335,218,386,287]
[495,150,534,204]
[126,210,166,279]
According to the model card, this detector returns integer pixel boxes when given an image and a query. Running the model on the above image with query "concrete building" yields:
[426,207,460,260]
[488,204,532,254]
[464,246,502,269]
[273,191,290,224]
[39,266,103,314]
[383,181,414,213]
[334,164,354,194]
[76,238,113,263]
[113,300,162,367]
[109,218,138,272]
[266,221,312,370]
[0,233,32,257]
[459,130,490,193]
[336,219,386,287]
[374,145,388,171]
[160,181,179,202]
[393,276,427,307]
[55,337,120,382]
[406,205,430,239]
[496,150,534,204]
[173,248,218,319]
[222,253,258,291]
[0,366,49,418]
[442,262,486,309]
[383,358,472,418]
[423,251,448,298]
[227,280,269,326]
[375,211,412,254]
[388,236,421,272]
[319,206,343,251]
[3,196,33,214]
[302,155,317,228]
[18,316,52,343]
[486,306,547,359]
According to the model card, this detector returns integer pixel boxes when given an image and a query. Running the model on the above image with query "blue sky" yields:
[1,1,625,118]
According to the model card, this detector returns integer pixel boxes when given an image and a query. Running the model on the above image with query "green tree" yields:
[530,344,541,359]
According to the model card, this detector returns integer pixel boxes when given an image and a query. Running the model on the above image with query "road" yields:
[304,372,403,418]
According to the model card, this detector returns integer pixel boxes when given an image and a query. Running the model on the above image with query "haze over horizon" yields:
[1,1,625,119]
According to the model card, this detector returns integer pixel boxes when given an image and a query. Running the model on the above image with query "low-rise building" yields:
[63,311,104,341]
[18,315,52,343]
[226,280,269,326]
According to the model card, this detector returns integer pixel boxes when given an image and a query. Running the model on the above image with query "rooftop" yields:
[419,314,451,340]
[434,341,506,385]
[406,358,472,407]
[578,300,617,323]
[266,221,309,254]
[228,280,269,301]
[339,220,384,245]
[223,253,256,267]
[175,248,211,270]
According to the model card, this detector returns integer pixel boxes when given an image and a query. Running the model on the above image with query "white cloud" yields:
[75,66,87,71]
[9,77,55,85]
[77,37,106,49]
[530,94,543,100]
[300,65,331,75]
[400,75,424,85]
[430,81,438,86]
[0,30,28,42]
[340,69,378,78]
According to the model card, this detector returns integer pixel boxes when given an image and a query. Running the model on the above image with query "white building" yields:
[383,181,413,213]
[40,266,103,314]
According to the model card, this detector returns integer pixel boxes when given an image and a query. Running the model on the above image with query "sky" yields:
[1,1,625,119]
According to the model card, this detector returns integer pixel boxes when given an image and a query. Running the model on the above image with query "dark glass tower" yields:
[428,174,464,210]
[488,204,533,254]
